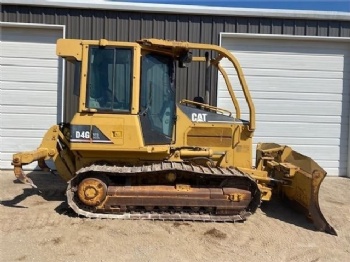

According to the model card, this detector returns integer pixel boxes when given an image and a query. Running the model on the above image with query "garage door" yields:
[0,24,63,170]
[218,34,350,176]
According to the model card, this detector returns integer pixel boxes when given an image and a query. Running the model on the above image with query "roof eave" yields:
[2,0,350,21]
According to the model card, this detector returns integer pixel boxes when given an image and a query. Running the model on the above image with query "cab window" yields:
[86,47,133,112]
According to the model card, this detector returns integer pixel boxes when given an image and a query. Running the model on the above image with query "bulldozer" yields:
[12,38,336,235]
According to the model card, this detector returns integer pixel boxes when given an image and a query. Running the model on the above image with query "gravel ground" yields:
[0,170,349,262]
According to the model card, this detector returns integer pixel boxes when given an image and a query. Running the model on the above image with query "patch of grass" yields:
[51,237,62,245]
[16,255,27,261]
[173,222,191,228]
[204,228,227,239]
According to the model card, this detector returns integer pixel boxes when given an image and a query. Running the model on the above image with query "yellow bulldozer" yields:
[12,38,336,235]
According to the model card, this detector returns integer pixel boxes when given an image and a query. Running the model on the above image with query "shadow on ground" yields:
[1,171,77,216]
[260,196,316,233]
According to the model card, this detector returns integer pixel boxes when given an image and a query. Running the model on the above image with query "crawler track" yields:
[67,162,261,222]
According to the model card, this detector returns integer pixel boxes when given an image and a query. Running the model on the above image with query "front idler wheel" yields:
[77,178,108,206]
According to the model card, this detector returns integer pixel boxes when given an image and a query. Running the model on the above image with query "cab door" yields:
[139,53,176,145]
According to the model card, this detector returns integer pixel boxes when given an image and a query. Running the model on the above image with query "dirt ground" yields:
[0,170,349,262]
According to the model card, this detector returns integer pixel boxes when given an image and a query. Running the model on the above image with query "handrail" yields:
[180,99,234,116]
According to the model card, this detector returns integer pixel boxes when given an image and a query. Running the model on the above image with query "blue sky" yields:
[114,1,350,12]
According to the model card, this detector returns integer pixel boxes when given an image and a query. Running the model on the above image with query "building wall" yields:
[2,4,350,122]
[219,34,350,176]
[0,23,64,169]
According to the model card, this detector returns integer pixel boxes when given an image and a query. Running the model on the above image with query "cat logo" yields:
[191,113,208,122]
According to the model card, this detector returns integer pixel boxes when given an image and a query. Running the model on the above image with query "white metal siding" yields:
[0,24,63,170]
[218,34,350,176]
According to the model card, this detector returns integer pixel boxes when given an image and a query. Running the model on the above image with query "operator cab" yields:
[85,45,177,145]
[74,39,251,147]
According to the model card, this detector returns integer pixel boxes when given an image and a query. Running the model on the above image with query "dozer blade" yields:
[256,143,337,235]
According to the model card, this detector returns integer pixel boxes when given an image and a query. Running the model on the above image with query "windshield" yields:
[140,53,175,142]
[86,47,133,112]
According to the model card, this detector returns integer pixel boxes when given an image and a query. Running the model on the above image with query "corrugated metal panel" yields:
[1,4,350,122]
[295,20,306,35]
[341,22,350,36]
